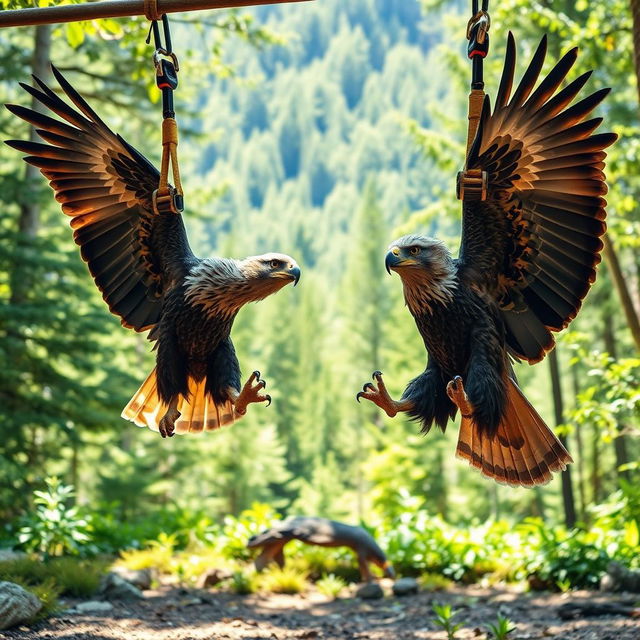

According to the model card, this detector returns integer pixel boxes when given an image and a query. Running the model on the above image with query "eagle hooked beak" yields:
[290,265,301,286]
[385,249,401,275]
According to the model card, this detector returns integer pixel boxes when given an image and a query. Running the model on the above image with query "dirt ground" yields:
[2,584,640,640]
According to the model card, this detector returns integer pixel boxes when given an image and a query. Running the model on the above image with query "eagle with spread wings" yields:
[357,34,617,487]
[6,67,300,438]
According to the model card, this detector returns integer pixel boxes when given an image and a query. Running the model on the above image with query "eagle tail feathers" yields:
[122,367,238,434]
[455,378,572,487]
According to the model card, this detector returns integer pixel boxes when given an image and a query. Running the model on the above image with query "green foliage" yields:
[16,478,91,557]
[418,572,453,592]
[257,566,309,594]
[431,603,463,640]
[316,573,347,599]
[229,569,258,595]
[485,614,517,640]
[0,555,106,599]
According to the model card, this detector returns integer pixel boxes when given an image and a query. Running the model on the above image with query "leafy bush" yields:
[16,477,92,557]
[316,573,347,599]
[229,569,257,595]
[257,566,309,594]
[419,572,453,592]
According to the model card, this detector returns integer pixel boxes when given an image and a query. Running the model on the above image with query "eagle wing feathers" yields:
[459,33,617,363]
[5,66,193,334]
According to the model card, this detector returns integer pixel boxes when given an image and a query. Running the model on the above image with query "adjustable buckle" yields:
[466,11,490,59]
[153,49,179,90]
[152,187,184,215]
[456,169,488,201]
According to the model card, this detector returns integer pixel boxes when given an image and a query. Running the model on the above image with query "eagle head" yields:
[385,235,456,312]
[239,253,301,294]
[184,253,300,317]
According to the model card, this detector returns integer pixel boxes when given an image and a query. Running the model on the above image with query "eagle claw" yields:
[234,371,271,415]
[356,371,409,418]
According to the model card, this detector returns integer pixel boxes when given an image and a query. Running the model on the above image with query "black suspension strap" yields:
[146,12,184,215]
[457,0,490,201]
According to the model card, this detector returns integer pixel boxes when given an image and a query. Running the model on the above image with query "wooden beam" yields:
[0,0,312,29]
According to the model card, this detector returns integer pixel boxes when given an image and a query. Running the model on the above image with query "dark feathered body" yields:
[6,67,300,435]
[400,261,508,435]
[368,33,617,486]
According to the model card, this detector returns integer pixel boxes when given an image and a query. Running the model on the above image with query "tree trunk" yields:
[631,0,640,104]
[602,310,632,482]
[548,348,576,528]
[10,25,51,303]
[603,235,640,352]
[570,365,586,522]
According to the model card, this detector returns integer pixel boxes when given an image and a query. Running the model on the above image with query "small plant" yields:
[258,566,309,594]
[118,532,177,573]
[47,557,108,597]
[316,573,346,599]
[432,603,463,640]
[17,477,92,557]
[485,614,516,640]
[419,572,453,592]
[229,569,257,595]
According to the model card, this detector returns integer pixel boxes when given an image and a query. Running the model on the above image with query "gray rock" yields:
[600,561,640,592]
[392,577,419,597]
[356,582,384,600]
[197,568,232,589]
[0,550,27,563]
[111,567,152,590]
[73,601,114,614]
[99,573,143,600]
[0,581,42,630]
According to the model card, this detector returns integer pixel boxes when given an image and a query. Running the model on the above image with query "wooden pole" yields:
[0,0,312,29]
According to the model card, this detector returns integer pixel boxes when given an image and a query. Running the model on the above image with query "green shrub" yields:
[258,566,308,594]
[316,573,346,599]
[16,478,92,557]
[47,557,108,597]
[419,572,453,592]
[229,569,257,595]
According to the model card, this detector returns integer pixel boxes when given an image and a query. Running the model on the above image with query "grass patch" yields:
[419,572,453,592]
[316,573,346,599]
[0,555,108,598]
[229,569,258,595]
[258,566,309,594]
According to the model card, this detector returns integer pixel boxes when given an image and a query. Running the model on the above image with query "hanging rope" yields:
[457,0,490,201]
[147,13,184,215]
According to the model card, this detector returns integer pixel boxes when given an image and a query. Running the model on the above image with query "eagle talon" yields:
[356,371,411,418]
[159,404,181,439]
[234,372,271,415]
[446,376,474,417]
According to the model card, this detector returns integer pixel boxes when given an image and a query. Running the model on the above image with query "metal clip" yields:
[456,169,488,201]
[152,187,184,215]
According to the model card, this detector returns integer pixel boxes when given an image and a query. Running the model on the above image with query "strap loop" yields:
[143,0,162,22]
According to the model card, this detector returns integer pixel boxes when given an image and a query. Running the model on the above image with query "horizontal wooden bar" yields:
[0,0,312,28]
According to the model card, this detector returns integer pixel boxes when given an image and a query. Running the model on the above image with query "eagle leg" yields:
[446,376,474,418]
[232,370,272,416]
[356,371,413,417]
[159,398,181,439]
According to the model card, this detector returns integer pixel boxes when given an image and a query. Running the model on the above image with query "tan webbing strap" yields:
[466,88,485,158]
[153,117,183,214]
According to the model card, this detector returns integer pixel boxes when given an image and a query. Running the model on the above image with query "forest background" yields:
[0,0,639,588]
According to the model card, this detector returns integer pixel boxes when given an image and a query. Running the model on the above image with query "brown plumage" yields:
[358,33,616,487]
[6,67,301,438]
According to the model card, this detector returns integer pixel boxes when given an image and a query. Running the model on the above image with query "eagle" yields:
[357,34,617,487]
[6,67,301,438]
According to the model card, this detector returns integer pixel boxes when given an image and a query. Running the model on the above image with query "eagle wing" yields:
[457,33,617,363]
[6,66,195,334]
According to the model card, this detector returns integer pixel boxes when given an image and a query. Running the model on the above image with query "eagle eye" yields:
[270,259,281,269]
[409,246,420,256]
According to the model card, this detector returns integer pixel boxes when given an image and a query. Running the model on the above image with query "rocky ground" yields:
[2,583,640,640]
